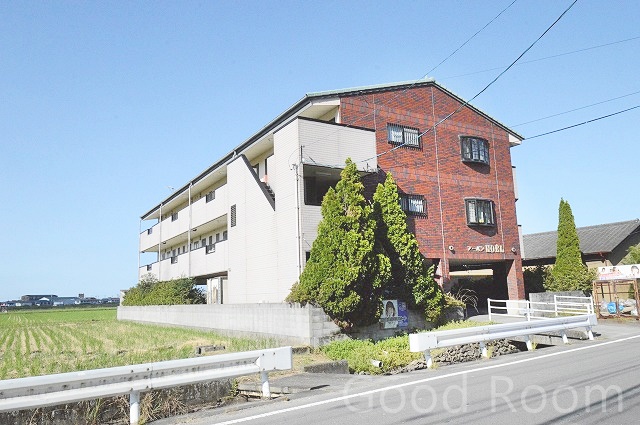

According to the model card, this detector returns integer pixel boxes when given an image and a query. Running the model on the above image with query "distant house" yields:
[52,297,81,306]
[21,294,58,302]
[522,219,640,268]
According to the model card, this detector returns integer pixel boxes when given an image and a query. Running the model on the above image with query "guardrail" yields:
[488,296,593,321]
[409,314,596,368]
[0,346,292,425]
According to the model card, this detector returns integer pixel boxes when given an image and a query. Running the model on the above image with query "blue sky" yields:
[1,1,638,301]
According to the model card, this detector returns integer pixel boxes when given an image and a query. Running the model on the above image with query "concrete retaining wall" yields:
[117,303,342,347]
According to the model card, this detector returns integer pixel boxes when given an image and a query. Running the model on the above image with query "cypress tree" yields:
[548,198,593,292]
[372,173,444,323]
[287,159,391,327]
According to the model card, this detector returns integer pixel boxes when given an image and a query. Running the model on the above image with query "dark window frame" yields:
[205,190,215,203]
[399,194,427,217]
[460,136,490,165]
[465,198,496,226]
[387,123,422,149]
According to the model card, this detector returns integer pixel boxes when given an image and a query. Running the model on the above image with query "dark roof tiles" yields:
[523,219,640,260]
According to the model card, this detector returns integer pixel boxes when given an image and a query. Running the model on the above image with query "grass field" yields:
[0,307,280,380]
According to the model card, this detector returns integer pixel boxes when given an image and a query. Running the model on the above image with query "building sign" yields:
[597,264,640,280]
[379,300,409,329]
[467,244,504,253]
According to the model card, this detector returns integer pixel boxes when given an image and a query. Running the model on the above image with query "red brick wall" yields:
[339,84,524,299]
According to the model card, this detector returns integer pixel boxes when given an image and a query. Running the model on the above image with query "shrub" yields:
[122,277,205,306]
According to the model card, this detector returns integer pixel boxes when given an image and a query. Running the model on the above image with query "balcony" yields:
[191,185,228,229]
[138,240,228,282]
[298,118,377,172]
[139,185,228,253]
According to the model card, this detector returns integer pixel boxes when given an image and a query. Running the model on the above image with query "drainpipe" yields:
[294,146,303,277]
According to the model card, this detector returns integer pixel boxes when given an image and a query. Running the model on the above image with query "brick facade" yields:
[339,84,525,300]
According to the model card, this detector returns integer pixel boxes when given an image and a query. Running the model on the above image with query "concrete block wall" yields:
[117,303,341,347]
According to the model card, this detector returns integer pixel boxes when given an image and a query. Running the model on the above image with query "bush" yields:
[122,276,205,306]
[322,320,493,374]
[322,336,421,374]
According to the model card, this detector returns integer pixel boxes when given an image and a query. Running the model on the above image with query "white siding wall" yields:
[273,120,303,298]
[299,119,377,171]
[226,156,278,303]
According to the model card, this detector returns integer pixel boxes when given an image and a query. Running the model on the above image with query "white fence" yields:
[0,346,292,425]
[488,296,593,321]
[409,314,597,368]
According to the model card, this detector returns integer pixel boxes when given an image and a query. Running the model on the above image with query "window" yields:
[206,190,215,203]
[171,212,178,222]
[171,256,178,264]
[223,230,228,240]
[465,199,495,226]
[146,264,152,271]
[208,236,213,245]
[461,136,490,164]
[206,244,216,254]
[387,124,421,149]
[230,205,237,227]
[147,228,153,235]
[399,194,427,216]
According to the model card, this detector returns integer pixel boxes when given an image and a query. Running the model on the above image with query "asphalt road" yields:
[154,321,640,425]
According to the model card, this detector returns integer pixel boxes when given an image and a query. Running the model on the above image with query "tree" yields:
[287,159,391,327]
[372,173,444,323]
[547,199,594,292]
[622,244,640,265]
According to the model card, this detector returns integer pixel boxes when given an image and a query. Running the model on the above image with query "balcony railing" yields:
[138,240,228,282]
[139,185,228,253]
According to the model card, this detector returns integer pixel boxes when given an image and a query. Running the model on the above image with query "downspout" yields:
[295,146,303,277]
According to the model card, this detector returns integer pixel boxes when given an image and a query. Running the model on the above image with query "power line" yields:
[526,104,640,139]
[441,35,640,80]
[511,90,640,127]
[424,0,518,76]
[287,1,519,165]
[414,1,578,139]
[349,0,579,166]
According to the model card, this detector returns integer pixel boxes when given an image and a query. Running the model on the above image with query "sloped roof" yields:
[141,78,523,220]
[523,219,640,260]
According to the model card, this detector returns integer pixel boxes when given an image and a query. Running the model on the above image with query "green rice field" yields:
[0,308,276,380]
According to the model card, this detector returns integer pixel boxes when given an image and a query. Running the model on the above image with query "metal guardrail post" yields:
[554,295,558,317]
[260,371,271,399]
[479,341,488,358]
[130,391,140,425]
[423,350,433,369]
[525,335,533,351]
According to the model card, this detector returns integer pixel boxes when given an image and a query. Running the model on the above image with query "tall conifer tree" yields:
[372,173,443,323]
[548,198,593,291]
[287,159,391,326]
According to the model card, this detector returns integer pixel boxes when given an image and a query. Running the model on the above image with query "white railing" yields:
[488,296,593,321]
[409,314,597,368]
[0,346,292,425]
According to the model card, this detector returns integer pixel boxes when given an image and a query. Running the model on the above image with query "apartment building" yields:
[138,79,525,304]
